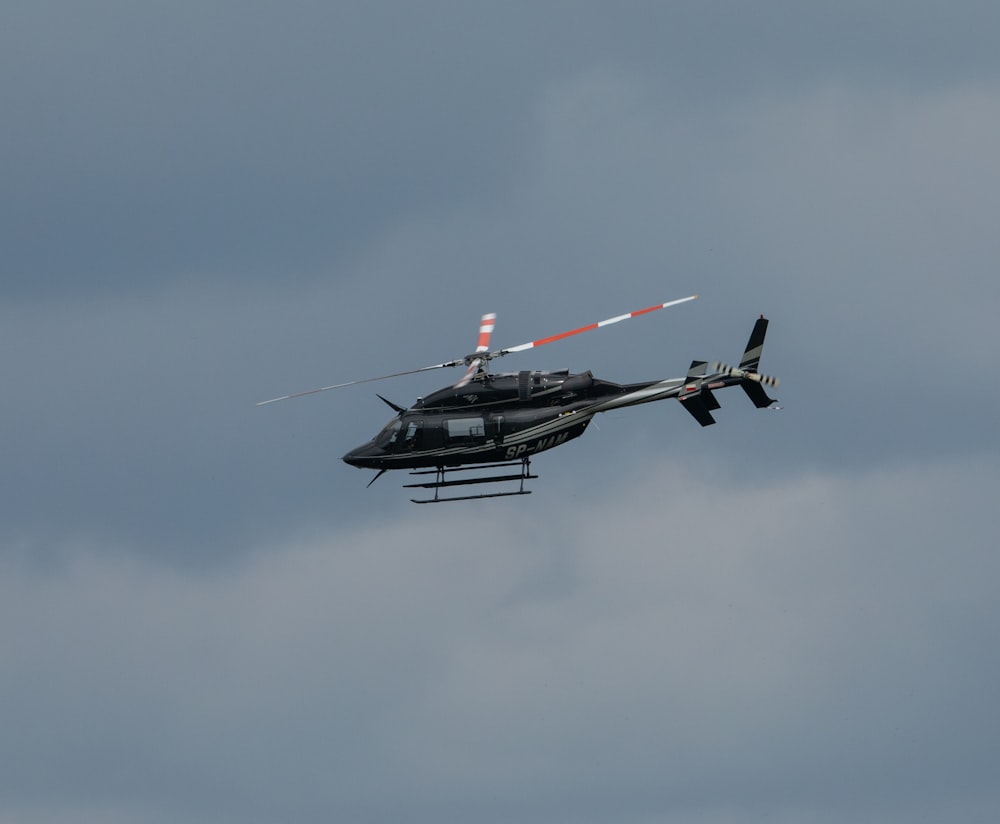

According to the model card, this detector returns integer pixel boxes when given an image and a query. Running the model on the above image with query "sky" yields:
[2,2,999,822]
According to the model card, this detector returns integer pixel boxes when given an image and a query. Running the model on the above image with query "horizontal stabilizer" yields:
[679,391,718,427]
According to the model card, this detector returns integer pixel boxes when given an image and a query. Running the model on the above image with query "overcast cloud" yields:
[2,3,999,822]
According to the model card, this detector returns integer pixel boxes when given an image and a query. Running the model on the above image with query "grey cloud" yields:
[6,2,1000,298]
[1,457,997,823]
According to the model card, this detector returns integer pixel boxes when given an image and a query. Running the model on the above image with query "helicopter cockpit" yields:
[372,415,428,452]
[373,417,402,448]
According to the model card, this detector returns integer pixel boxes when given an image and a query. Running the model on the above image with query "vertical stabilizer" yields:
[740,316,775,408]
[740,316,768,373]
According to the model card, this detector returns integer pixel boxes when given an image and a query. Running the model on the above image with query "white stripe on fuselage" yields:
[386,376,688,465]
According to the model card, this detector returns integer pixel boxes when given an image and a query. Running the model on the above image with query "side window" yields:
[402,420,423,449]
[445,417,485,443]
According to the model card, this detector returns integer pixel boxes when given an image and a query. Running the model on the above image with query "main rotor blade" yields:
[256,360,461,406]
[455,312,497,388]
[492,294,698,358]
[474,312,497,353]
[257,296,697,406]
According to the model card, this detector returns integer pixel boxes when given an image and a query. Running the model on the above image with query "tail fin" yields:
[739,316,768,373]
[740,316,776,408]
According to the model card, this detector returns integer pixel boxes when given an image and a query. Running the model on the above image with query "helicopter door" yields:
[489,413,505,444]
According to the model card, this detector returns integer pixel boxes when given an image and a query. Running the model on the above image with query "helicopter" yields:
[258,295,781,503]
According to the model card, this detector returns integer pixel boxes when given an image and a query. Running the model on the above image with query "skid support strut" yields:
[405,458,536,504]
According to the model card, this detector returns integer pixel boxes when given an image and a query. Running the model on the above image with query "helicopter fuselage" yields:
[260,304,777,502]
[342,368,688,471]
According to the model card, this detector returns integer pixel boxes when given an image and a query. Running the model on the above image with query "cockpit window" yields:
[374,418,402,447]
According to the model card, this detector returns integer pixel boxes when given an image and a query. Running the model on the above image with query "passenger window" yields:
[446,417,485,442]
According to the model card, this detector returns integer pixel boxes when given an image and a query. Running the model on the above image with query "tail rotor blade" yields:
[711,361,781,388]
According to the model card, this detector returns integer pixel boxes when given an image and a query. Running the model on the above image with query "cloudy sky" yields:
[3,2,999,822]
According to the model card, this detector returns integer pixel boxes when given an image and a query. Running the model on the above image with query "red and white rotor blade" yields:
[494,295,698,358]
[455,312,497,388]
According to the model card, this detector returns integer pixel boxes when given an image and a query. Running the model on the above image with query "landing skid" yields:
[404,458,536,504]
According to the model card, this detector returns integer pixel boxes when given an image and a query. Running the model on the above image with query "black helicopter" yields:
[258,295,781,503]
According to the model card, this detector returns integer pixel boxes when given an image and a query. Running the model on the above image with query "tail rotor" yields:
[710,362,781,389]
